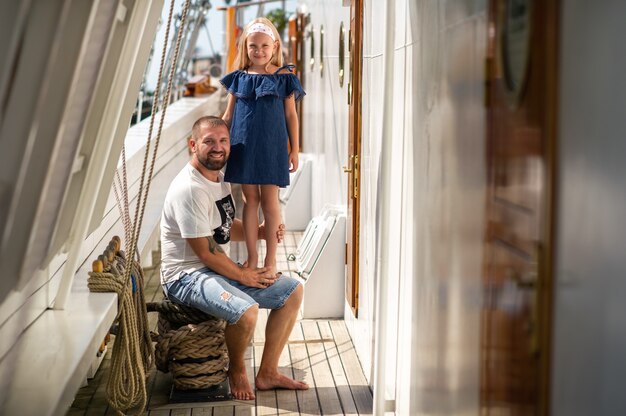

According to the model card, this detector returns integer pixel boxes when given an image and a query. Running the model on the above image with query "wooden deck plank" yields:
[318,322,359,416]
[254,342,278,416]
[84,407,107,416]
[252,309,278,412]
[275,331,300,415]
[190,408,214,416]
[212,405,235,416]
[234,405,255,416]
[148,409,172,416]
[252,308,277,416]
[242,336,256,415]
[301,321,343,415]
[170,408,192,416]
[253,309,269,344]
[328,321,372,415]
[84,345,112,414]
[287,322,319,415]
[147,368,173,415]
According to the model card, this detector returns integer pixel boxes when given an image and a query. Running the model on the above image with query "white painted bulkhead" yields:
[551,2,626,415]
[300,0,488,414]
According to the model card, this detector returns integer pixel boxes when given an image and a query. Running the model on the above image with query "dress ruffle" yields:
[220,70,306,102]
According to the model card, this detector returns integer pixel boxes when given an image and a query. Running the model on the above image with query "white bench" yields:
[280,153,313,231]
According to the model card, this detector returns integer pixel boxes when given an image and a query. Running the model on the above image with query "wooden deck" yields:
[67,232,372,415]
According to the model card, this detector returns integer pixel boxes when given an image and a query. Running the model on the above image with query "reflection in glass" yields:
[502,0,532,102]
[320,25,324,78]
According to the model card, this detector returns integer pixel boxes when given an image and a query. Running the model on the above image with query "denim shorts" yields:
[163,267,302,324]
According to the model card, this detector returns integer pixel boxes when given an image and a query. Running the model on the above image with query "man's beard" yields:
[198,152,227,171]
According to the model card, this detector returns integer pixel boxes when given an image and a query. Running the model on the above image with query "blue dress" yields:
[220,65,305,187]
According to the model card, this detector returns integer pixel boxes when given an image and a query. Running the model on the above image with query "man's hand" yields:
[238,265,280,288]
[258,223,285,243]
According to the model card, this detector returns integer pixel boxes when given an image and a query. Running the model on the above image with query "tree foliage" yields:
[266,9,289,36]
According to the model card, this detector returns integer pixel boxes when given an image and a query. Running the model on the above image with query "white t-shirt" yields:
[160,163,235,284]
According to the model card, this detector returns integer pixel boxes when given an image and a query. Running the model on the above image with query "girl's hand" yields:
[289,151,299,172]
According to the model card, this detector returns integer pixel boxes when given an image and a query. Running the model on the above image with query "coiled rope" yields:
[87,245,152,414]
[147,301,229,390]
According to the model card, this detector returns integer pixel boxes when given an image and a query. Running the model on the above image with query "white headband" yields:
[246,23,276,41]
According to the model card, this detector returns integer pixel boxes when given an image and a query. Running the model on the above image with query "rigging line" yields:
[134,0,192,260]
[112,175,130,246]
[124,0,193,299]
[122,0,176,288]
[203,23,216,56]
[119,145,132,247]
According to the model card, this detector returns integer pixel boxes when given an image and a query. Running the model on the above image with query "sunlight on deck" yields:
[67,232,372,415]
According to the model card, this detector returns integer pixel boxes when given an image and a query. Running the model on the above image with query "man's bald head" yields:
[191,116,228,141]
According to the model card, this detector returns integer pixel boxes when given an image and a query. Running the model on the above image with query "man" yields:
[160,116,308,400]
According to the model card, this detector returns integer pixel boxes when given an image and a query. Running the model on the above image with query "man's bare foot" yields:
[229,368,255,400]
[255,370,309,391]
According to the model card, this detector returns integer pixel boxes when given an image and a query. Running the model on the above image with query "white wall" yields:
[300,1,349,215]
[551,2,626,415]
[301,0,488,414]
[396,1,488,414]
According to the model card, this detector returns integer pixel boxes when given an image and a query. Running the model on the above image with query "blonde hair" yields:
[235,17,283,70]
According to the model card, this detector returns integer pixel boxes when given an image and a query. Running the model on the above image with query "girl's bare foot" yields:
[246,255,259,269]
[264,261,278,278]
[255,370,309,391]
[229,368,255,400]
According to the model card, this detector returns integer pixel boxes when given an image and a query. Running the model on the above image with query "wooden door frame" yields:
[538,1,559,412]
[481,0,559,414]
[345,0,363,315]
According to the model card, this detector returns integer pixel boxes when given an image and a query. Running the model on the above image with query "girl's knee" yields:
[242,186,261,204]
[260,194,280,213]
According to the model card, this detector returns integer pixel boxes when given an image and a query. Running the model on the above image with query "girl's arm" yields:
[284,95,299,172]
[222,93,236,128]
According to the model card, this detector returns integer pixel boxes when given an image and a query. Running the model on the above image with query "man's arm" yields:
[186,235,275,288]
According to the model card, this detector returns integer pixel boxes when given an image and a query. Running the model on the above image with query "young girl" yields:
[221,18,305,277]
